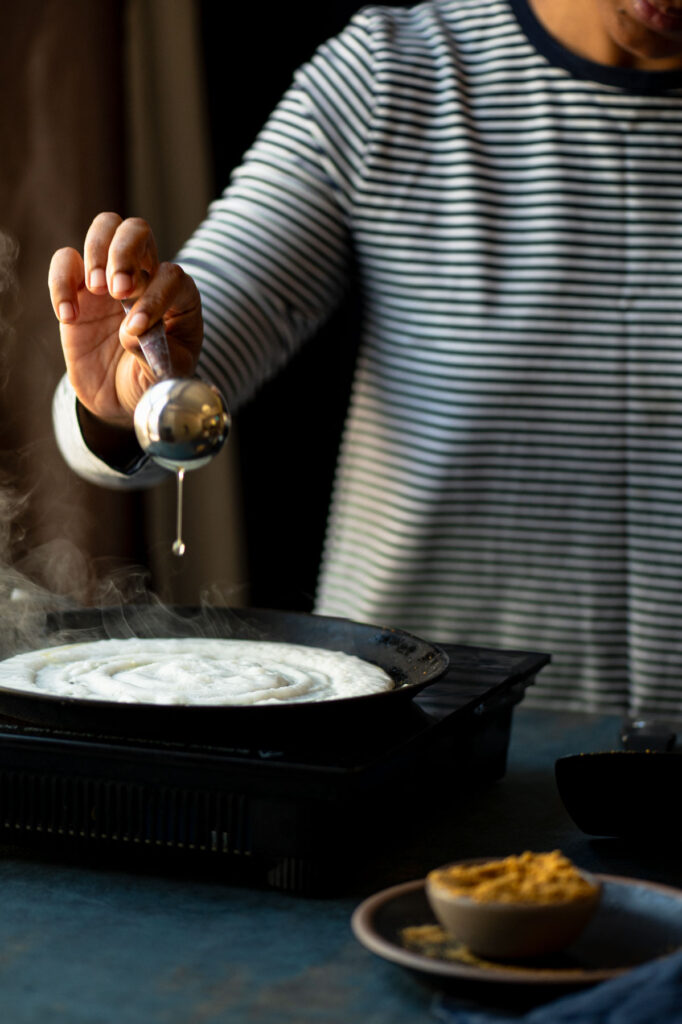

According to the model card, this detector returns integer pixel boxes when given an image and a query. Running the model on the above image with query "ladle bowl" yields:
[133,377,231,471]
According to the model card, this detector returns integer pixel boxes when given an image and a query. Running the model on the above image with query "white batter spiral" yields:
[0,637,394,706]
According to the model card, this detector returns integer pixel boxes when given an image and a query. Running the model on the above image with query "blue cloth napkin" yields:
[432,948,682,1024]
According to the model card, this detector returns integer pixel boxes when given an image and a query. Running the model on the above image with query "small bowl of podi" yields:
[425,850,601,961]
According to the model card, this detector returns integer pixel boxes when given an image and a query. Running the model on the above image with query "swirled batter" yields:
[0,637,394,706]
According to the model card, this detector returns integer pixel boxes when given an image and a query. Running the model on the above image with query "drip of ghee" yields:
[172,467,186,557]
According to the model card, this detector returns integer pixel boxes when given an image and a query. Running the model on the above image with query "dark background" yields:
[199,2,411,611]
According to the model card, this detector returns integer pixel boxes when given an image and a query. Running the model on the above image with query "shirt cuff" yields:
[52,375,167,489]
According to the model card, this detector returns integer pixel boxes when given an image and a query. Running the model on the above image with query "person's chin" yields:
[628,0,682,39]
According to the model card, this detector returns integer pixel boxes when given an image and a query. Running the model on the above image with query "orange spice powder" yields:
[428,850,597,904]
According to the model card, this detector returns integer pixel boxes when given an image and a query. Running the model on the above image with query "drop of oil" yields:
[173,467,186,557]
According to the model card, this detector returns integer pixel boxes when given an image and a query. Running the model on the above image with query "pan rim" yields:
[0,606,450,715]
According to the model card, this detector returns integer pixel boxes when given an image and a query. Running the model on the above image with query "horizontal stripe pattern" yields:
[178,0,682,717]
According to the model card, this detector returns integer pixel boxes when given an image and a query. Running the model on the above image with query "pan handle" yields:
[413,644,549,719]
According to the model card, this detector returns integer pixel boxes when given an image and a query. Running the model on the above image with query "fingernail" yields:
[59,301,75,322]
[127,312,149,332]
[112,271,133,296]
[89,267,106,290]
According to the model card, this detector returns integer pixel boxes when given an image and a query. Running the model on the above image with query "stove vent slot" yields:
[0,769,252,855]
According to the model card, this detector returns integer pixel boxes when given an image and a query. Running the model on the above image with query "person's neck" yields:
[529,0,682,70]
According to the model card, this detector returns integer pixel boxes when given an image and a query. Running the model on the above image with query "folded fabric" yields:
[432,948,682,1024]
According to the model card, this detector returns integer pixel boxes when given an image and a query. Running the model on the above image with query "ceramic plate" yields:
[351,874,682,986]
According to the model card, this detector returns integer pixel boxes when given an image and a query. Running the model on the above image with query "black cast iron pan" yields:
[0,605,449,744]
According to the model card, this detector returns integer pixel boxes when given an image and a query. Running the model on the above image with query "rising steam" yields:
[0,231,94,657]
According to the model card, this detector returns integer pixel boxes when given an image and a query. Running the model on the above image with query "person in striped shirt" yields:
[49,0,682,719]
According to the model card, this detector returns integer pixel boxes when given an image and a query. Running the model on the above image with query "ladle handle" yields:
[121,299,172,381]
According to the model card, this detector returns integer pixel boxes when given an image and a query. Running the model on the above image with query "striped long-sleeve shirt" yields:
[56,0,682,717]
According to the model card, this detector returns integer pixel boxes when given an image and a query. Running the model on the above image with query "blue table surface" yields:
[0,707,679,1024]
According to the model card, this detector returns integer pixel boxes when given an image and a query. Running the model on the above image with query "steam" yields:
[0,230,19,350]
[0,231,107,656]
[0,484,109,657]
[0,232,44,655]
[0,491,68,658]
[0,468,245,659]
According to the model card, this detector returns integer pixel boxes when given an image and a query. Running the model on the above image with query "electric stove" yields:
[0,643,549,893]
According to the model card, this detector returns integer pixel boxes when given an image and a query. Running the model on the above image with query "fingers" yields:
[49,213,162,325]
[120,261,198,339]
[84,212,159,300]
[48,247,85,323]
[49,213,200,382]
[119,261,203,379]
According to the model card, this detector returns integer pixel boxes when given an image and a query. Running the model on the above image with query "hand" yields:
[48,212,203,428]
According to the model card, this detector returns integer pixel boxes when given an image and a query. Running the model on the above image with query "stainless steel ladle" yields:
[121,299,231,557]
[121,299,231,473]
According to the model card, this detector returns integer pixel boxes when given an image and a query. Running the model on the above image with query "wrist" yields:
[76,400,149,475]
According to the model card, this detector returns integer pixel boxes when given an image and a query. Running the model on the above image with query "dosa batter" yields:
[0,637,394,706]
